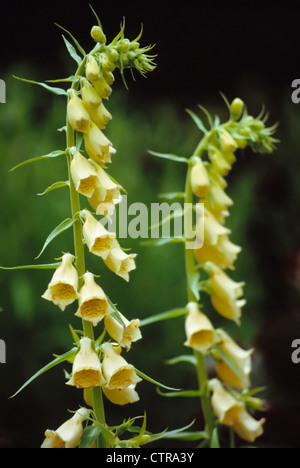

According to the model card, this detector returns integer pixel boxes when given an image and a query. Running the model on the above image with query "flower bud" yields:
[84,121,116,167]
[75,272,112,326]
[70,152,98,198]
[67,337,106,389]
[101,343,142,390]
[41,408,90,448]
[210,148,232,176]
[42,254,78,311]
[102,384,140,406]
[81,209,118,260]
[220,130,238,153]
[104,246,136,282]
[86,56,101,82]
[91,25,106,44]
[104,312,142,350]
[184,302,215,353]
[67,90,91,133]
[81,79,102,110]
[230,98,244,121]
[191,157,210,198]
[92,75,112,99]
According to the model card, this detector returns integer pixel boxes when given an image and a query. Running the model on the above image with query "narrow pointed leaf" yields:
[135,369,181,392]
[157,388,203,398]
[36,217,76,259]
[55,23,86,56]
[148,150,189,164]
[11,347,78,398]
[140,237,185,248]
[0,263,60,271]
[10,150,66,172]
[37,180,70,196]
[139,307,187,327]
[186,109,208,134]
[13,76,67,96]
[166,355,197,366]
[62,35,82,64]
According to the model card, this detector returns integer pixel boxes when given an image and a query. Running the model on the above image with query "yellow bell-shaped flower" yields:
[67,337,106,389]
[84,121,116,168]
[104,312,142,351]
[184,302,215,353]
[81,209,118,260]
[67,90,91,133]
[104,246,136,282]
[70,152,98,198]
[102,384,140,406]
[209,378,244,426]
[75,272,112,326]
[41,408,90,448]
[191,157,210,198]
[101,343,142,390]
[42,253,78,311]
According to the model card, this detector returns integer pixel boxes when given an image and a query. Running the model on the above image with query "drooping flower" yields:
[84,121,116,167]
[81,209,118,260]
[67,337,106,389]
[233,408,265,443]
[41,408,90,449]
[184,302,215,353]
[207,264,245,303]
[209,378,244,426]
[81,78,102,110]
[87,162,121,217]
[75,272,111,326]
[101,343,142,390]
[104,312,142,350]
[214,330,253,389]
[42,253,78,311]
[102,384,140,406]
[70,152,98,198]
[191,157,210,198]
[86,101,112,130]
[104,246,136,282]
[67,90,91,133]
[211,294,246,325]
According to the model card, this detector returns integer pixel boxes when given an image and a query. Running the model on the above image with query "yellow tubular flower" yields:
[81,79,102,110]
[210,148,232,176]
[41,408,90,449]
[81,209,118,260]
[211,294,246,325]
[215,330,253,389]
[42,253,78,311]
[233,408,265,443]
[184,302,215,353]
[87,102,112,130]
[85,56,101,82]
[209,378,244,426]
[208,265,245,303]
[70,152,98,198]
[87,162,121,216]
[104,312,142,351]
[67,337,106,389]
[92,75,112,99]
[191,157,210,198]
[67,90,91,133]
[75,272,111,326]
[205,181,233,212]
[102,384,140,406]
[104,246,137,282]
[201,209,231,246]
[101,343,142,390]
[219,130,238,153]
[84,121,116,167]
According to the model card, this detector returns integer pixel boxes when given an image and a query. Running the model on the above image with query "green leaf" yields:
[78,426,101,449]
[9,150,66,172]
[89,3,103,29]
[149,207,184,231]
[140,237,184,248]
[148,150,190,164]
[0,263,60,271]
[187,269,200,301]
[166,354,197,366]
[13,76,67,96]
[36,218,76,259]
[62,35,82,64]
[55,23,86,56]
[11,347,77,398]
[37,180,70,196]
[135,368,181,392]
[211,427,220,448]
[157,388,203,398]
[158,192,186,200]
[149,422,206,443]
[139,307,187,327]
[186,109,208,134]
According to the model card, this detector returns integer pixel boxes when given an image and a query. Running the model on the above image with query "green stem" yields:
[184,161,215,443]
[66,62,106,447]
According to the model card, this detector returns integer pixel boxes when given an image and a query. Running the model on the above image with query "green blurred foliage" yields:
[0,65,300,448]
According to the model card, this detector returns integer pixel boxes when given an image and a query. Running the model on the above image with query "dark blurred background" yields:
[1,0,300,448]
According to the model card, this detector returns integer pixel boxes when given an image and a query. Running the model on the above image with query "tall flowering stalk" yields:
[3,12,168,448]
[145,97,278,447]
